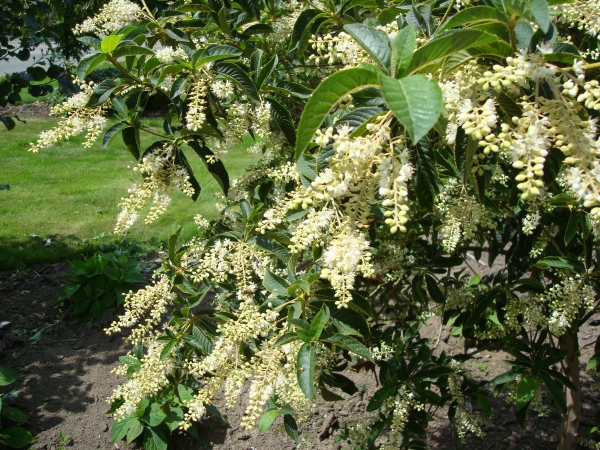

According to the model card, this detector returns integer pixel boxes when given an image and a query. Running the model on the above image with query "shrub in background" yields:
[58,252,146,321]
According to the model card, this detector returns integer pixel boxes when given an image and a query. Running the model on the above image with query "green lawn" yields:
[0,118,259,270]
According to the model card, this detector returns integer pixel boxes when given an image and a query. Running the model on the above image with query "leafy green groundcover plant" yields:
[30,0,600,449]
[58,252,146,321]
[0,367,35,449]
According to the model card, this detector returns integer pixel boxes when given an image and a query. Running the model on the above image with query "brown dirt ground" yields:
[1,262,599,450]
[0,102,52,119]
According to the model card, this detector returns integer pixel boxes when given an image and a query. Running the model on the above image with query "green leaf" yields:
[258,409,280,433]
[488,371,520,386]
[255,235,290,263]
[477,393,492,417]
[391,24,416,78]
[143,428,168,450]
[168,226,181,263]
[438,6,508,32]
[534,256,585,272]
[256,55,278,89]
[122,126,140,159]
[272,81,313,99]
[297,343,315,399]
[465,288,502,329]
[273,333,299,347]
[516,375,538,411]
[103,122,128,148]
[284,414,299,441]
[344,23,391,72]
[414,137,442,209]
[379,74,443,144]
[310,306,330,341]
[407,30,498,74]
[425,274,445,304]
[126,418,143,443]
[159,339,177,361]
[148,403,167,427]
[87,79,119,107]
[539,373,567,412]
[322,334,374,362]
[587,349,600,371]
[295,68,379,158]
[101,35,124,54]
[367,383,397,412]
[0,367,20,386]
[77,53,107,80]
[212,62,259,101]
[112,45,155,58]
[112,417,132,443]
[177,385,194,403]
[1,405,28,423]
[186,140,230,196]
[564,212,578,246]
[0,426,36,448]
[268,97,296,146]
[263,269,291,297]
[503,0,550,32]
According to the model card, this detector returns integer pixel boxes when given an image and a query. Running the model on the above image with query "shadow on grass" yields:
[0,234,165,271]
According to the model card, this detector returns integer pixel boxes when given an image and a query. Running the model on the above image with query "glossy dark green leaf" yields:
[344,23,391,72]
[391,24,416,77]
[263,269,291,297]
[0,366,20,386]
[465,288,502,329]
[438,6,508,32]
[0,426,36,448]
[284,414,299,441]
[103,122,128,148]
[297,343,315,399]
[534,256,585,272]
[407,30,497,74]
[564,211,578,245]
[310,306,330,341]
[295,68,379,158]
[77,53,107,81]
[539,373,567,412]
[212,62,259,101]
[322,334,374,362]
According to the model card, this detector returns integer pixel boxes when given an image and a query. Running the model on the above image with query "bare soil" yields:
[0,102,52,119]
[1,261,599,450]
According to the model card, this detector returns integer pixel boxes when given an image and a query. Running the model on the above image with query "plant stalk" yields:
[557,330,581,450]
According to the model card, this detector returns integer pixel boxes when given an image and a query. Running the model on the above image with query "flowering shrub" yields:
[32,0,600,448]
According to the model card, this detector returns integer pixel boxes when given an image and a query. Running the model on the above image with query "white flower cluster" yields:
[115,143,195,234]
[29,79,107,152]
[74,0,142,35]
[186,73,210,132]
[109,343,175,418]
[289,208,335,254]
[543,276,594,336]
[210,80,234,100]
[309,32,367,68]
[435,179,496,253]
[155,46,188,64]
[321,227,373,308]
[380,391,424,450]
[379,146,414,233]
[555,0,600,40]
[105,275,176,344]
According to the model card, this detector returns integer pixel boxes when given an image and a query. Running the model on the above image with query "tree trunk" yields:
[557,331,581,450]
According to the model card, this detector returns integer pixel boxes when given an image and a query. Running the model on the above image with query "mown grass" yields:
[0,118,259,270]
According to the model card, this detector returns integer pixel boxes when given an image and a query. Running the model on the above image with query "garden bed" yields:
[1,260,599,449]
